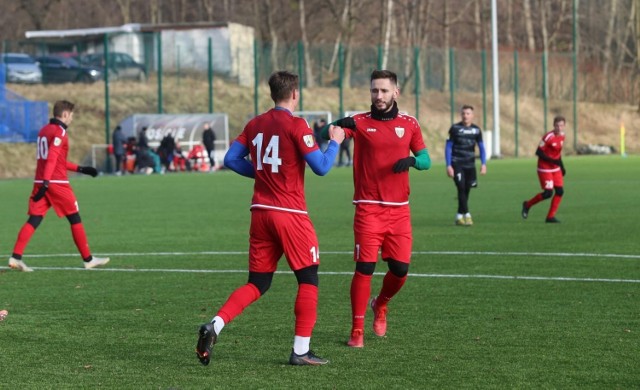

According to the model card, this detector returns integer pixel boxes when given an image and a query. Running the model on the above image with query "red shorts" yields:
[537,169,564,190]
[248,209,320,273]
[28,183,79,217]
[353,204,412,264]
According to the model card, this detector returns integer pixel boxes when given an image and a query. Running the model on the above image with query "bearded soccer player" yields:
[446,105,487,226]
[8,100,110,272]
[324,70,431,348]
[195,71,345,366]
[522,116,567,223]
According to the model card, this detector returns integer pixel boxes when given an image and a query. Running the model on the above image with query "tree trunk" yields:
[474,0,482,50]
[201,0,214,22]
[506,0,514,48]
[443,1,450,92]
[524,0,536,51]
[115,0,131,24]
[381,0,394,70]
[603,0,618,75]
[299,0,315,87]
[636,0,640,112]
[265,0,279,72]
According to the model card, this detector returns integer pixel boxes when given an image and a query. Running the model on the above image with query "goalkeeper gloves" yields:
[392,157,415,173]
[32,180,49,202]
[335,117,356,129]
[78,166,98,177]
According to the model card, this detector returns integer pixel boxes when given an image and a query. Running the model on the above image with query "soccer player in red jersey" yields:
[8,100,110,272]
[325,70,431,348]
[195,71,346,366]
[522,116,567,223]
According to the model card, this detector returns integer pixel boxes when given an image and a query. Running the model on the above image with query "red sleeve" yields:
[41,137,63,181]
[66,161,79,172]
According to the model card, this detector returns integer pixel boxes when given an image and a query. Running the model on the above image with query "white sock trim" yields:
[211,316,225,335]
[293,336,311,355]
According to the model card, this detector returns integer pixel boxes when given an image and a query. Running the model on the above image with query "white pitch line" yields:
[18,250,640,259]
[2,266,640,284]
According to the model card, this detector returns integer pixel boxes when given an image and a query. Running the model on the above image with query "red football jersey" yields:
[348,112,426,205]
[34,121,78,183]
[236,108,319,214]
[537,130,565,172]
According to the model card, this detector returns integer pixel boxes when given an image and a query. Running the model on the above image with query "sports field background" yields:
[1,156,638,388]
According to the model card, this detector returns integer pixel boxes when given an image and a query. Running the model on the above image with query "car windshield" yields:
[3,56,36,64]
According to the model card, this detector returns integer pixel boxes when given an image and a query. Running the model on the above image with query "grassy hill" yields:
[1,75,638,179]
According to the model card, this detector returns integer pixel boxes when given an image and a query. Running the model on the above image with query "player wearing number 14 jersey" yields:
[8,100,109,272]
[196,71,346,366]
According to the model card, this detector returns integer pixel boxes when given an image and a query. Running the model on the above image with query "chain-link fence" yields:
[2,29,637,155]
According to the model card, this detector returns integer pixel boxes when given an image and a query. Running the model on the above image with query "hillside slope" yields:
[1,77,637,179]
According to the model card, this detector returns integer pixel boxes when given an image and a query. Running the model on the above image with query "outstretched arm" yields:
[224,141,255,178]
[305,125,345,176]
[320,117,356,140]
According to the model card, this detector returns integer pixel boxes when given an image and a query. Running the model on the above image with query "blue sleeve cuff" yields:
[304,140,339,175]
[224,141,255,178]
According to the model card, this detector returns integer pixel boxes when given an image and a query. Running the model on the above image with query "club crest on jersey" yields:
[53,137,62,146]
[303,134,315,147]
[395,127,405,138]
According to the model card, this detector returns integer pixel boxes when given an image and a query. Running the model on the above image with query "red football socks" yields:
[350,271,372,330]
[526,193,544,208]
[70,223,92,260]
[294,283,318,337]
[547,195,563,219]
[216,283,261,325]
[12,223,36,258]
[378,271,407,306]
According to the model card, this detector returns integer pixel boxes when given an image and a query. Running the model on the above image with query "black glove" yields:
[335,117,356,129]
[392,157,416,173]
[561,165,566,176]
[78,166,98,177]
[32,180,49,202]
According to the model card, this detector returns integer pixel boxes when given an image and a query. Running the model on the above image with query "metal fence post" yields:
[208,37,213,113]
[103,33,112,173]
[514,50,519,158]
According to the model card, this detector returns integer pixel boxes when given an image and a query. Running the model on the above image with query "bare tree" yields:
[603,0,619,75]
[523,0,536,51]
[115,0,132,24]
[506,0,514,48]
[265,0,280,71]
[201,0,214,21]
[299,0,315,87]
[18,0,59,30]
[381,0,394,69]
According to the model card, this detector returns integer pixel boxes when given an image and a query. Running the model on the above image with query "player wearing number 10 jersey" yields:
[195,71,346,366]
[7,100,109,272]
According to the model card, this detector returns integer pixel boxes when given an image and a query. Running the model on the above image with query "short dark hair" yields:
[461,104,474,111]
[370,69,398,85]
[268,71,299,103]
[52,100,74,118]
[553,116,566,125]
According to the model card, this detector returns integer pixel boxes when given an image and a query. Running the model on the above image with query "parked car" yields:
[1,53,42,84]
[36,55,104,83]
[79,52,146,81]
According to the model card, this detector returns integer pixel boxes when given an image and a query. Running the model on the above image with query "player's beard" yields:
[373,98,395,113]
